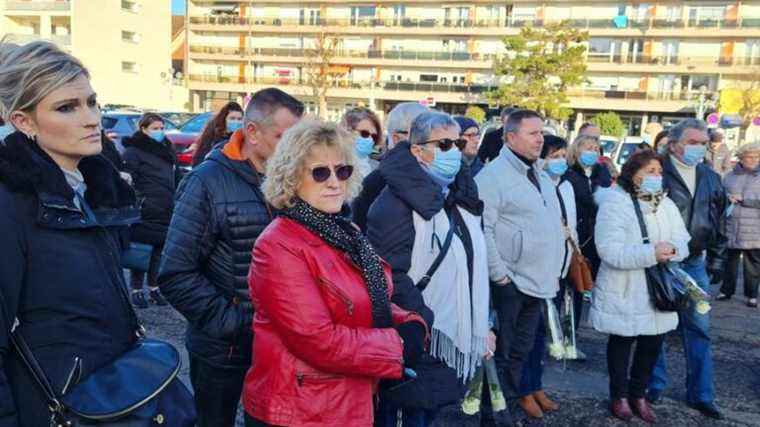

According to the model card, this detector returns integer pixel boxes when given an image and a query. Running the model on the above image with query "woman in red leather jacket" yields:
[243,120,429,427]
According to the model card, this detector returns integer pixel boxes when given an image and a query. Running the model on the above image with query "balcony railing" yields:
[187,74,707,102]
[586,54,760,67]
[188,15,760,31]
[5,1,70,11]
[189,45,497,62]
[4,33,71,46]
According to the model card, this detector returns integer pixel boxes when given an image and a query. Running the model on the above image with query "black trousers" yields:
[492,283,544,398]
[130,244,163,289]
[607,334,666,399]
[721,249,760,299]
[245,414,274,427]
[189,354,247,427]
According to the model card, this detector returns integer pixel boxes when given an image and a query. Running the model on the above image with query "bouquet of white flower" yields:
[667,263,712,314]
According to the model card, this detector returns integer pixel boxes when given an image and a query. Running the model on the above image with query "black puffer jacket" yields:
[367,141,482,409]
[662,155,728,273]
[158,147,272,368]
[477,127,504,164]
[122,132,180,246]
[0,133,139,427]
[563,163,613,275]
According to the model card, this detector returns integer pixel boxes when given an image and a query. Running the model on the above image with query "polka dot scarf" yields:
[282,198,393,328]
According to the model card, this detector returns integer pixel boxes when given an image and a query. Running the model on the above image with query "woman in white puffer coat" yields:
[592,150,691,424]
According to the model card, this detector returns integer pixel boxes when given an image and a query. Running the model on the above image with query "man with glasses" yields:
[158,88,303,426]
[578,122,602,141]
[646,118,728,420]
[476,110,565,425]
[454,116,484,176]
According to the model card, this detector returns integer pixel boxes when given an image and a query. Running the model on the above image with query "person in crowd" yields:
[366,112,493,427]
[477,106,516,164]
[122,113,180,308]
[191,101,244,166]
[340,106,383,178]
[453,116,484,176]
[578,122,602,140]
[158,88,303,426]
[647,118,727,420]
[705,128,733,176]
[517,135,574,419]
[654,130,670,155]
[476,110,565,425]
[0,41,141,426]
[592,150,690,423]
[717,142,760,307]
[243,120,428,427]
[635,141,654,154]
[352,102,428,230]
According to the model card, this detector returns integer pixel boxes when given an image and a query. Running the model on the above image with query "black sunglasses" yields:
[419,138,467,152]
[357,129,378,140]
[311,164,354,183]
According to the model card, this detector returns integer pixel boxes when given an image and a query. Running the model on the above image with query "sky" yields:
[172,0,185,15]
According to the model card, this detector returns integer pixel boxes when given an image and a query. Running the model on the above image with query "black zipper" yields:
[296,372,342,387]
[319,276,354,315]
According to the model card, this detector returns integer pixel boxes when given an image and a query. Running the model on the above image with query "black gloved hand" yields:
[395,321,425,368]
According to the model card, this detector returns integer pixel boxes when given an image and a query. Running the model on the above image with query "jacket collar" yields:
[497,144,531,174]
[663,154,711,196]
[377,141,444,220]
[207,144,262,187]
[122,131,176,164]
[446,162,483,216]
[0,131,139,226]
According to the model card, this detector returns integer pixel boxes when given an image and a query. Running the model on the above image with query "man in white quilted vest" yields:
[475,109,565,421]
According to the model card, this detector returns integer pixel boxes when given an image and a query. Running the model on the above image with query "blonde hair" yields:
[263,120,361,209]
[0,41,89,122]
[567,134,600,167]
[736,142,760,159]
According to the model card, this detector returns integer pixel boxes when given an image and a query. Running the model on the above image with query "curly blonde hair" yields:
[263,119,361,209]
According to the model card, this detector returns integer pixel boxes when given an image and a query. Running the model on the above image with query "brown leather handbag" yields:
[555,185,594,292]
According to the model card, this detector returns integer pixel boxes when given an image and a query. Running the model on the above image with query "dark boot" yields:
[610,398,633,422]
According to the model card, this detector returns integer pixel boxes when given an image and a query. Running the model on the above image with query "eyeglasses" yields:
[419,138,467,152]
[311,164,354,183]
[462,131,480,139]
[357,129,378,140]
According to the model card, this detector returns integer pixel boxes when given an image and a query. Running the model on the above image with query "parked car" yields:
[612,137,646,168]
[160,112,198,127]
[102,112,178,152]
[165,111,214,169]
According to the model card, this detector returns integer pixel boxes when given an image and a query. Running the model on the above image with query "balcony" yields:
[4,33,71,47]
[585,54,760,73]
[188,15,760,34]
[5,1,70,12]
[188,45,496,68]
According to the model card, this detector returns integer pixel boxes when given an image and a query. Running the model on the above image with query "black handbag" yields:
[11,332,196,426]
[631,196,689,312]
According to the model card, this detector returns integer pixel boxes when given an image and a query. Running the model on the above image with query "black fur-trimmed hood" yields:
[122,131,177,165]
[0,131,136,210]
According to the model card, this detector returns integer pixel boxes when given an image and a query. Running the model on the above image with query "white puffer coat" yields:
[590,187,690,337]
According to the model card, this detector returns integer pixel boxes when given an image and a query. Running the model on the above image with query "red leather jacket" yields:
[243,217,428,427]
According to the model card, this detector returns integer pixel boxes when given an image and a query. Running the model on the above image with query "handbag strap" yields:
[0,293,66,419]
[416,208,456,292]
[630,195,651,244]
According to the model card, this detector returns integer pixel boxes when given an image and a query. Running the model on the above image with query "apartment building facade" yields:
[0,0,178,110]
[185,0,760,134]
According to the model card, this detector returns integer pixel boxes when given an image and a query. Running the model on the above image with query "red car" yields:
[165,112,213,169]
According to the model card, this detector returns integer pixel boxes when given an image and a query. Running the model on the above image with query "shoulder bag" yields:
[630,195,689,312]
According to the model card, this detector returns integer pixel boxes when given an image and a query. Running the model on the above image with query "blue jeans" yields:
[519,311,546,396]
[374,402,436,427]
[648,256,715,404]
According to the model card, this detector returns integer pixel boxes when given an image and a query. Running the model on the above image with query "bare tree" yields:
[302,30,342,119]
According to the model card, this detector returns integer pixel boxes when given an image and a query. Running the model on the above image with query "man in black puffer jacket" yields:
[158,88,303,427]
[646,118,727,421]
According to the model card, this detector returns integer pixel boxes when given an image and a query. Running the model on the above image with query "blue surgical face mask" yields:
[148,130,164,142]
[579,150,599,167]
[226,119,243,133]
[423,146,462,189]
[682,144,707,166]
[355,136,374,158]
[545,158,568,177]
[657,144,668,155]
[639,175,663,195]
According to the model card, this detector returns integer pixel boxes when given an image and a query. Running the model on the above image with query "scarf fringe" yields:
[429,328,487,382]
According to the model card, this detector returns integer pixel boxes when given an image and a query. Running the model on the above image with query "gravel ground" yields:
[137,282,760,427]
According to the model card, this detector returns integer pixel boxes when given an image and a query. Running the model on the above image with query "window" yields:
[588,38,621,61]
[420,74,438,82]
[121,61,138,73]
[689,6,725,26]
[627,39,644,62]
[350,6,376,25]
[746,39,760,65]
[121,0,138,13]
[121,31,138,43]
[689,75,717,92]
[662,39,679,64]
